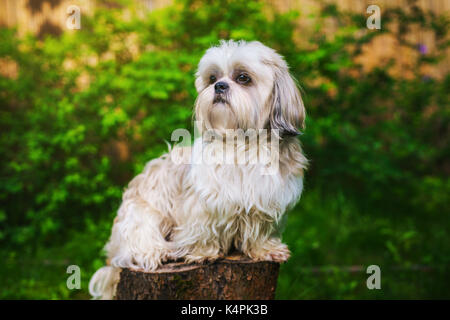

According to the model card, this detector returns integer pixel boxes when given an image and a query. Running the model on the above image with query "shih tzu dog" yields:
[89,40,308,299]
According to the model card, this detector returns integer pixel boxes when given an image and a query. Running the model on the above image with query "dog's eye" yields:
[209,75,217,84]
[236,73,251,84]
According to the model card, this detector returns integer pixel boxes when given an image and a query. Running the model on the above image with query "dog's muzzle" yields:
[213,94,227,104]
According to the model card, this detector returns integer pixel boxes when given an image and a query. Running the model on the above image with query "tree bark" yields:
[115,254,280,300]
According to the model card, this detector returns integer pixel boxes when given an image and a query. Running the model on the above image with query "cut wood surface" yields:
[116,253,280,300]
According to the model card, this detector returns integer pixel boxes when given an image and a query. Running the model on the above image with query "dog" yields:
[89,40,308,299]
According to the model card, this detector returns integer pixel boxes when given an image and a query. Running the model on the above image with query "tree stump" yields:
[115,253,280,300]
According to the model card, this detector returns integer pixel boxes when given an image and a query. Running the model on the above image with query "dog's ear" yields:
[266,57,305,138]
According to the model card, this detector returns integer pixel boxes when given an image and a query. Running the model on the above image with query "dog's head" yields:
[194,40,305,138]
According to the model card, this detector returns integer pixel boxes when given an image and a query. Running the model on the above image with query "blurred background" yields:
[0,0,449,299]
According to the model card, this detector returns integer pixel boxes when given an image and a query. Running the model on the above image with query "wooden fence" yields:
[0,0,449,77]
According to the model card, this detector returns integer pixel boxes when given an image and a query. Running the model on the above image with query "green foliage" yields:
[0,0,449,298]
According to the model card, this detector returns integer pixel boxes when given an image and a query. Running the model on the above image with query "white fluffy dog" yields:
[89,40,308,299]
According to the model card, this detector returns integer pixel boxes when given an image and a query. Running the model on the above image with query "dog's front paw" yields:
[265,244,291,262]
[111,251,165,272]
[183,246,223,264]
[245,241,291,263]
[184,253,223,265]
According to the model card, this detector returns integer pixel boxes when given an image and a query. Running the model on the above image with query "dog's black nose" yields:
[214,81,229,94]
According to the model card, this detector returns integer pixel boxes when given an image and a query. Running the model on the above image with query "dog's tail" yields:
[88,266,121,300]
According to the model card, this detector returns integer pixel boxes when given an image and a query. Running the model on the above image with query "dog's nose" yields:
[214,81,229,94]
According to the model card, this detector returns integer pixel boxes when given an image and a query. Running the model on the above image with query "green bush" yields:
[0,0,448,298]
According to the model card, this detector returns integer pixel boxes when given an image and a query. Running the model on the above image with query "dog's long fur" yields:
[89,40,308,299]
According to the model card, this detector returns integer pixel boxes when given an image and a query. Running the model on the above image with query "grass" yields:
[277,188,450,299]
[1,188,449,299]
